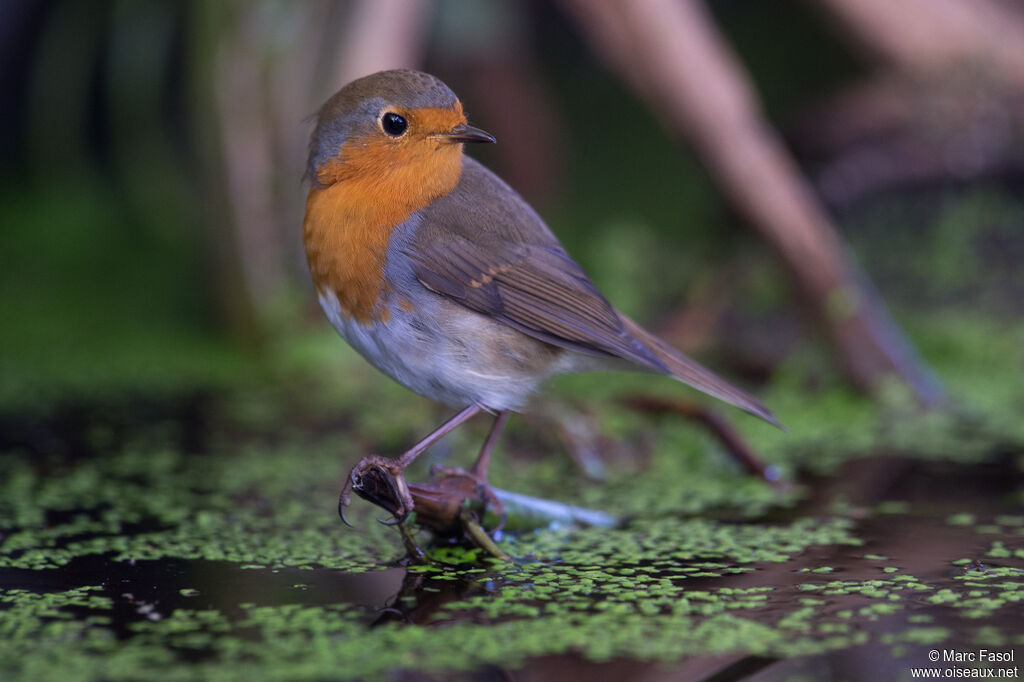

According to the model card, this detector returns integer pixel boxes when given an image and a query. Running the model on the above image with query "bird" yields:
[302,69,779,527]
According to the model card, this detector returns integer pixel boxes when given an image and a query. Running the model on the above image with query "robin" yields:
[303,69,779,526]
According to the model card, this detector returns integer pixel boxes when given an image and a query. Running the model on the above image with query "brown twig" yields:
[814,0,1024,88]
[561,0,944,406]
[623,394,787,491]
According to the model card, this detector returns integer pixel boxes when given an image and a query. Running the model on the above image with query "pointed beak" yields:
[438,123,496,144]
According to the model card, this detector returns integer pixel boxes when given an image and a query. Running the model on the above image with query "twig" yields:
[561,0,944,406]
[491,488,619,530]
[623,394,787,491]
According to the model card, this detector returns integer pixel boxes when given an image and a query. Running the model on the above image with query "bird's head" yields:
[306,69,495,190]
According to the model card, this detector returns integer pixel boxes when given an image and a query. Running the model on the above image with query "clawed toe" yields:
[338,456,416,525]
[338,455,508,562]
[337,490,354,527]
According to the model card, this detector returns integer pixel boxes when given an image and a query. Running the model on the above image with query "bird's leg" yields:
[430,410,510,531]
[338,404,483,526]
[471,410,510,479]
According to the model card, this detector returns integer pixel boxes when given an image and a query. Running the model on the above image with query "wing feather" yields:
[403,157,778,425]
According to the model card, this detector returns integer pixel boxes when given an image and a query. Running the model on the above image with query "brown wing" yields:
[410,233,667,370]
[406,158,665,371]
[406,158,778,426]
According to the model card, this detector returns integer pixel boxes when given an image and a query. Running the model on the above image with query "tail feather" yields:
[618,314,783,429]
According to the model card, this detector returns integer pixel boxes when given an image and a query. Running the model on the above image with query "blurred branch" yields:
[815,0,1024,87]
[328,0,430,87]
[562,0,943,405]
[623,394,786,489]
[211,7,290,310]
[799,0,1024,204]
[200,0,431,333]
[792,73,1024,206]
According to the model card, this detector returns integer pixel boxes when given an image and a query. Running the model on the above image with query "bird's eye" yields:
[381,112,408,136]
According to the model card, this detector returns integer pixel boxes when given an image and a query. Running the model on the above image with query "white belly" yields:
[317,288,573,411]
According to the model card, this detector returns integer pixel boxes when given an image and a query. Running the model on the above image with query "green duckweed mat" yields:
[2,187,1023,681]
[2,309,1023,682]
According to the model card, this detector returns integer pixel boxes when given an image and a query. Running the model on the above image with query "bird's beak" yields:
[438,123,496,144]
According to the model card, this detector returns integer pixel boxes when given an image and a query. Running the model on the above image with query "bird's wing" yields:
[405,158,778,425]
[405,158,666,371]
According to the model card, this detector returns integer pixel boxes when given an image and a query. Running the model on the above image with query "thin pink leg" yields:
[395,404,483,468]
[471,411,511,478]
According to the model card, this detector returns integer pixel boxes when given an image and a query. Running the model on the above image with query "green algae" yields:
[4,548,1021,682]
[3,186,1024,680]
[0,443,404,572]
[3,330,1024,681]
[3,449,1023,682]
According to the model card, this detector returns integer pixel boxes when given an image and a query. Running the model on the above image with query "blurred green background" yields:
[1,0,1021,410]
[0,1,834,402]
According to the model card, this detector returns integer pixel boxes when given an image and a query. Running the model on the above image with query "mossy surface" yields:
[2,186,1023,680]
[2,320,1023,681]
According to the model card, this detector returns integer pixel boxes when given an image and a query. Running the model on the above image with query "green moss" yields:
[2,185,1024,680]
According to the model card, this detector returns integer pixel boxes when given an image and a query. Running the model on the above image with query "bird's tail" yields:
[618,314,783,429]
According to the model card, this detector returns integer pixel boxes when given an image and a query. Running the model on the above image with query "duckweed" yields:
[2,234,1023,679]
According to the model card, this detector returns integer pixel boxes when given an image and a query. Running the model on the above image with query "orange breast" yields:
[303,118,465,323]
[304,185,391,324]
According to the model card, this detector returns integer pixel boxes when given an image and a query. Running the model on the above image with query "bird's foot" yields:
[339,455,415,527]
[337,460,510,561]
[429,465,506,534]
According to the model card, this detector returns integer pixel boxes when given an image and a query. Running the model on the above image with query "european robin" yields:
[302,70,779,526]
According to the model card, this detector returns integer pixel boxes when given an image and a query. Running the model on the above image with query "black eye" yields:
[381,112,407,136]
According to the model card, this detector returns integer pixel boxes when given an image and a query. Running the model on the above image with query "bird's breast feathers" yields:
[302,125,464,324]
